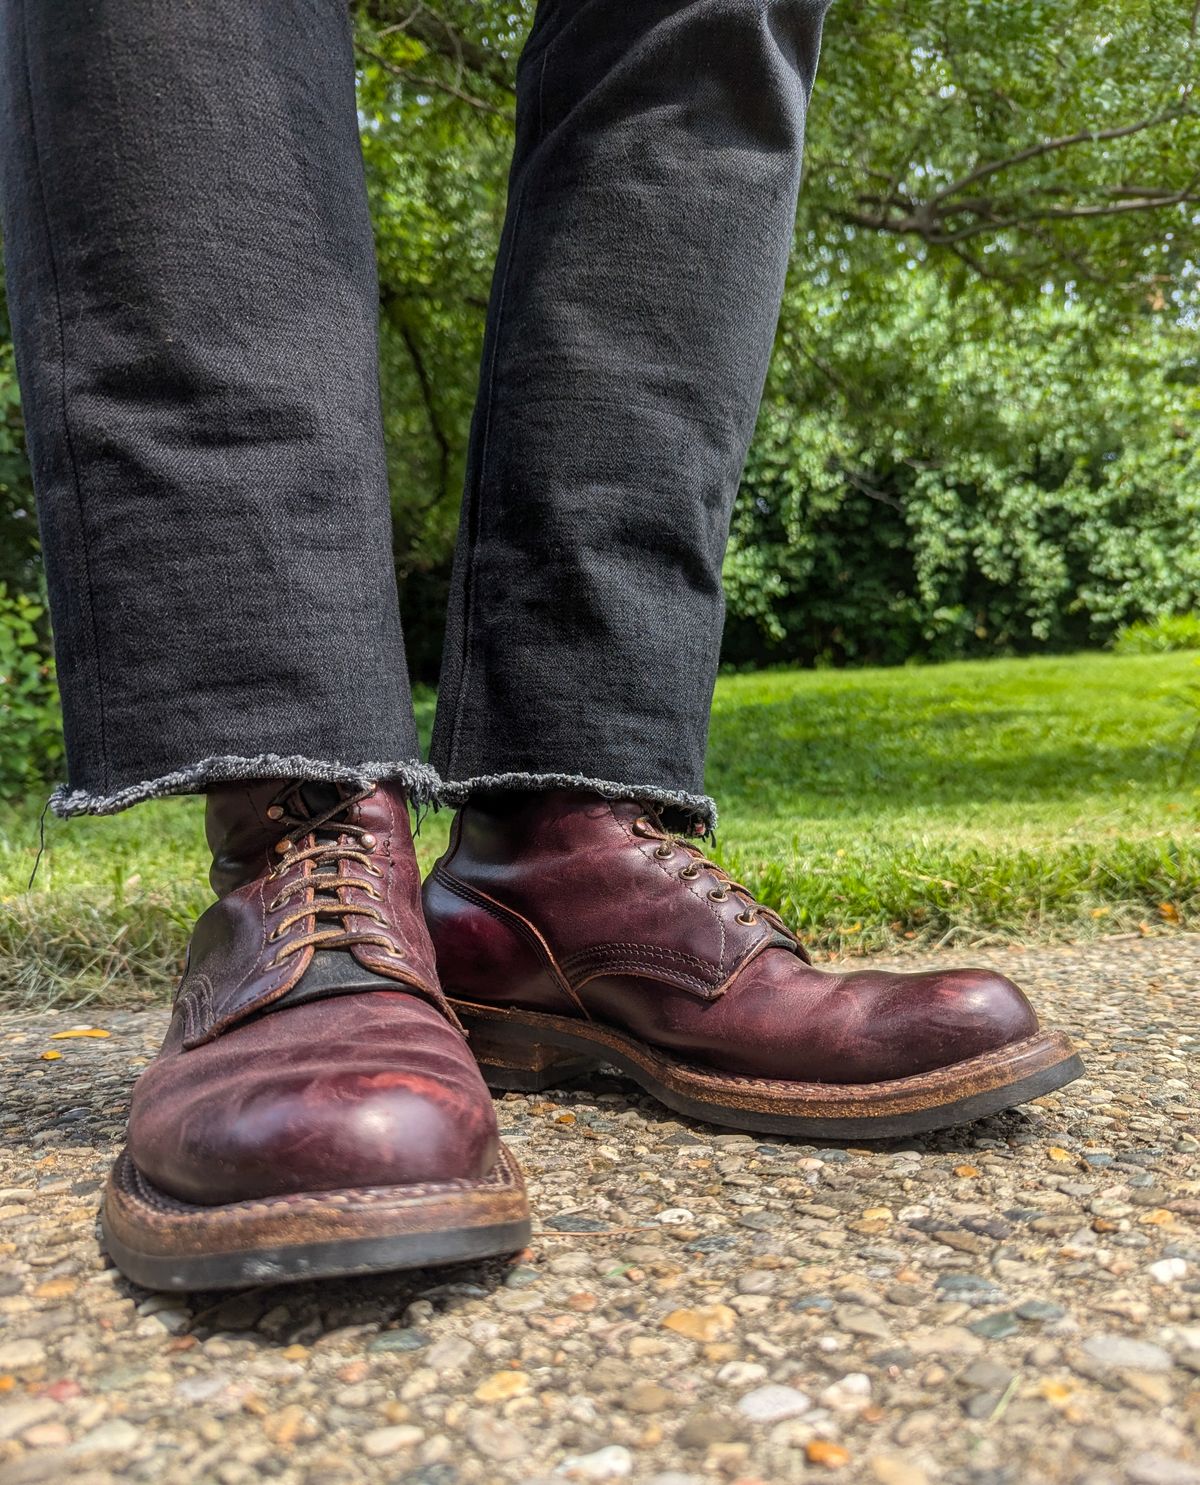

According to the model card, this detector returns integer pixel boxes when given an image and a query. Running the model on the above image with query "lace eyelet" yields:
[680,864,700,880]
[736,911,759,926]
[267,926,283,942]
[632,817,655,837]
[366,863,384,878]
[654,843,674,859]
[708,888,729,902]
[267,895,284,912]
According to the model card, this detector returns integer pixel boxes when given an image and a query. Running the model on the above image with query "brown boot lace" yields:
[262,782,402,967]
[631,805,803,947]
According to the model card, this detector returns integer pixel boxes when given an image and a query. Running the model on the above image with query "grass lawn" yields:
[2,651,1197,1007]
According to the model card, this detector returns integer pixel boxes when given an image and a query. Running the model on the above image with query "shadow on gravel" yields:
[530,1066,1050,1154]
[102,1253,514,1345]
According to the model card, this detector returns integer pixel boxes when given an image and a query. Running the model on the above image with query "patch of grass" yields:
[710,650,1199,952]
[2,654,1196,1005]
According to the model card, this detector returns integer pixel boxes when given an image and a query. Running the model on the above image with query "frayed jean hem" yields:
[438,770,717,833]
[49,754,443,818]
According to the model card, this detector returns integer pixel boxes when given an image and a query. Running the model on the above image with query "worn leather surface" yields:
[128,782,499,1205]
[181,781,447,1047]
[423,792,1041,1084]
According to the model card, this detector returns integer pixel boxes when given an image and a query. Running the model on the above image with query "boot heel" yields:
[463,1018,595,1093]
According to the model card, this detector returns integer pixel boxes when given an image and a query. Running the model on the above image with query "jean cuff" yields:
[50,754,443,818]
[438,770,718,834]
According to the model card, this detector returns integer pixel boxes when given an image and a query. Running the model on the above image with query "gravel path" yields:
[1,934,1198,1485]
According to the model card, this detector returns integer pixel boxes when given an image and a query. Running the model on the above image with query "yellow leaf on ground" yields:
[1038,1379,1076,1404]
[474,1370,530,1402]
[661,1304,737,1342]
[50,1028,111,1039]
[1047,1147,1073,1161]
[807,1441,852,1468]
[39,1051,61,1061]
[953,1165,980,1178]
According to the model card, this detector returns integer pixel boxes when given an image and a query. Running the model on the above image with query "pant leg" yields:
[0,0,434,816]
[431,0,832,831]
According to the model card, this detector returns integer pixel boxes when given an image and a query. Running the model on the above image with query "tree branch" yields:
[359,0,516,95]
[930,108,1191,204]
[831,171,1200,246]
[357,42,509,115]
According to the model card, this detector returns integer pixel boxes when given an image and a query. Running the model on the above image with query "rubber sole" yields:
[452,1000,1085,1140]
[101,1144,531,1291]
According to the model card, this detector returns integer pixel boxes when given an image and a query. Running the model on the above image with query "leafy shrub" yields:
[0,584,61,795]
[1114,614,1200,655]
[722,271,1200,669]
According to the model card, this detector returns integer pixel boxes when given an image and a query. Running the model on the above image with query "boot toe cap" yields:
[129,994,499,1206]
[857,965,1041,1081]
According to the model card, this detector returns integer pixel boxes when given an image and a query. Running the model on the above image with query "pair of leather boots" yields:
[102,782,1083,1290]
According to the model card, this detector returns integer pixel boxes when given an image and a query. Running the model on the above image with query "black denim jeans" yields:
[0,0,830,831]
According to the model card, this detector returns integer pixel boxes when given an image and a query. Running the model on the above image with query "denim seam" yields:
[439,770,718,832]
[50,754,443,818]
[17,0,110,790]
[441,40,553,778]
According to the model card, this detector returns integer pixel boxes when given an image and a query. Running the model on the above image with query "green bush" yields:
[1114,614,1200,655]
[0,583,62,795]
[722,275,1200,669]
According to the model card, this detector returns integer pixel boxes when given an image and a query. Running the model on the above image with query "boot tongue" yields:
[292,783,351,903]
[296,781,345,821]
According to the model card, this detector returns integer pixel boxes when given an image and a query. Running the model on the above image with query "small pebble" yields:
[736,1384,811,1422]
[362,1424,424,1457]
[557,1445,634,1479]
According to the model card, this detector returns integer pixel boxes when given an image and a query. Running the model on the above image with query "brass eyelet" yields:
[267,895,284,912]
[708,888,729,902]
[266,804,285,821]
[736,911,759,926]
[632,817,654,837]
[654,843,674,859]
[680,863,701,880]
[366,863,384,878]
[267,926,283,942]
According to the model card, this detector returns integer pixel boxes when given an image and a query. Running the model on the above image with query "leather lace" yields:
[265,782,402,966]
[633,805,800,943]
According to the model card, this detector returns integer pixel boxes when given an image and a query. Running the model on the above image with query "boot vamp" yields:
[129,991,499,1205]
[579,947,1040,1083]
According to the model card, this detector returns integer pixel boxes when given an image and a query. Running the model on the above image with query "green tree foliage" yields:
[1,0,1198,696]
[0,584,61,792]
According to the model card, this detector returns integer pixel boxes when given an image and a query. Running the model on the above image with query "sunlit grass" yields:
[2,654,1197,1005]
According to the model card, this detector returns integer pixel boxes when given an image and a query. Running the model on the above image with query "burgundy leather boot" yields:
[102,781,529,1290]
[423,792,1083,1139]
